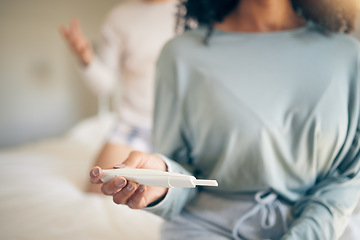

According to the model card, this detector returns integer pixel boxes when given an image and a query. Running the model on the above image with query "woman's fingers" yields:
[101,178,147,209]
[60,19,91,57]
[112,181,139,205]
[68,21,92,65]
[69,20,82,42]
[89,166,103,184]
[60,25,77,47]
[72,19,86,40]
[127,185,147,209]
[101,177,127,195]
[59,25,70,40]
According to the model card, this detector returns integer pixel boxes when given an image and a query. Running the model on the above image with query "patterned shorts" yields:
[107,121,153,153]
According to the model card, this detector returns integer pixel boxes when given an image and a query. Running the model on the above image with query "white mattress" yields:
[0,115,358,239]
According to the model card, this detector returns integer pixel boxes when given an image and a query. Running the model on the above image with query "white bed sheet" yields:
[0,115,359,240]
[0,115,163,240]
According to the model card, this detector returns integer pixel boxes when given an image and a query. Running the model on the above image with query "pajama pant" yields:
[161,190,294,240]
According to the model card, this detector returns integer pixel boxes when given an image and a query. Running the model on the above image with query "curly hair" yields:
[176,0,359,43]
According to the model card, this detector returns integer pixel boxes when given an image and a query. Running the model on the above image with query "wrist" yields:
[81,51,92,66]
[147,192,167,207]
[150,154,168,172]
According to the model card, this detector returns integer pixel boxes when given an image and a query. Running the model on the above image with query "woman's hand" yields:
[89,151,168,209]
[59,19,93,66]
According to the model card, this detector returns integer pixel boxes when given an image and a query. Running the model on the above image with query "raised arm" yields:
[60,12,122,96]
[59,19,93,66]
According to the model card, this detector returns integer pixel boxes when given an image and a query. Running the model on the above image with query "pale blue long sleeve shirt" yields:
[146,22,360,239]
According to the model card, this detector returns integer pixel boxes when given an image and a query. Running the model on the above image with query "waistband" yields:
[184,190,293,240]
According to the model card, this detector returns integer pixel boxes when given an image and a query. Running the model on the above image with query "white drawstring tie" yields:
[232,191,288,240]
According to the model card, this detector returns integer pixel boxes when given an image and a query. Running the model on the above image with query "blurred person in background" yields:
[60,0,177,192]
[90,0,360,239]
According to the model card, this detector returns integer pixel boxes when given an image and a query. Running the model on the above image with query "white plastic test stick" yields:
[100,168,218,188]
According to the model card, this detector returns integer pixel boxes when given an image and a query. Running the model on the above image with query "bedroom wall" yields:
[0,0,123,148]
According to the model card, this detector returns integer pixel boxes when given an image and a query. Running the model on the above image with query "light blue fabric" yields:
[161,191,293,240]
[145,22,360,239]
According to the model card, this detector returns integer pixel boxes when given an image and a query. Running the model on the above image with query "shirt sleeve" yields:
[144,42,198,220]
[282,55,360,240]
[78,10,122,96]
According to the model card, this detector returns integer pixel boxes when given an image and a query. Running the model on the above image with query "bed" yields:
[0,114,163,240]
[0,114,359,240]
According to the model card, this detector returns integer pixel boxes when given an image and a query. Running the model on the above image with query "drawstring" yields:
[232,191,288,240]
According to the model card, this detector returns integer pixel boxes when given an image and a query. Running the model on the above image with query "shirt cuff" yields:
[144,154,178,211]
[77,57,111,96]
[78,57,98,79]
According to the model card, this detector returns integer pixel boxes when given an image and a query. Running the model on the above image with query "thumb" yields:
[115,151,149,169]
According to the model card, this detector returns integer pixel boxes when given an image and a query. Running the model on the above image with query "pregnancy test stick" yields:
[100,168,218,188]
